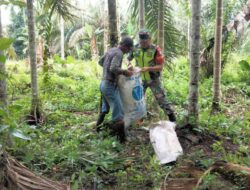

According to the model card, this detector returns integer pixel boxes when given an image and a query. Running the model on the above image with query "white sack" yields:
[118,68,146,127]
[150,121,183,164]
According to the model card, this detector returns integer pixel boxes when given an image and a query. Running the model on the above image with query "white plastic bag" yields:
[118,67,146,127]
[150,121,183,164]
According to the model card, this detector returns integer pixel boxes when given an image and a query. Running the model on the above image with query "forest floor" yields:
[96,117,249,190]
[1,58,250,190]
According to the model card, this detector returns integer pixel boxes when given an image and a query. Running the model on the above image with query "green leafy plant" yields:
[0,106,31,149]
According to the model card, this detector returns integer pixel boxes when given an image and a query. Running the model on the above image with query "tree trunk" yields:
[102,0,108,53]
[0,7,7,108]
[90,35,99,60]
[188,0,201,125]
[157,0,164,51]
[212,0,223,112]
[27,0,41,123]
[139,0,145,29]
[108,0,118,47]
[187,19,191,58]
[116,0,121,42]
[60,16,65,60]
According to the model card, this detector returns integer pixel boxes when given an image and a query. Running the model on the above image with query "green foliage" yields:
[128,0,183,59]
[201,0,246,43]
[239,28,250,54]
[0,105,31,149]
[238,56,250,85]
[0,0,26,7]
[43,0,76,21]
[196,173,217,190]
[163,56,189,104]
[3,53,250,188]
[53,54,75,65]
[0,38,14,51]
[7,7,27,58]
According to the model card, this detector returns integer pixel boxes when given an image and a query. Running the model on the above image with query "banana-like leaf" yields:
[0,38,14,51]
[68,27,86,48]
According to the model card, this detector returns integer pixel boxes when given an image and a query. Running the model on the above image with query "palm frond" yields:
[43,0,77,21]
[128,0,183,59]
[68,27,86,48]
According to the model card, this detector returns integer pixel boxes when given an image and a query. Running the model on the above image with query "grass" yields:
[0,53,249,189]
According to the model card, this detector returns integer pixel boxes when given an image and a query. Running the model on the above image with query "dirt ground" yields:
[120,123,249,190]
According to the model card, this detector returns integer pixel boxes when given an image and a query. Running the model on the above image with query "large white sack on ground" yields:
[118,68,146,127]
[150,121,183,164]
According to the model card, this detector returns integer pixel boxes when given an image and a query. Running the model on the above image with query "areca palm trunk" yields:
[60,16,65,60]
[27,0,40,122]
[117,0,121,41]
[157,0,164,51]
[212,0,223,112]
[139,0,145,29]
[108,0,118,47]
[90,35,99,59]
[102,0,108,53]
[0,7,7,107]
[188,0,201,124]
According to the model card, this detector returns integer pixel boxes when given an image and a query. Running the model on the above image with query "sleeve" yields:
[110,52,124,75]
[98,53,106,67]
[154,46,165,65]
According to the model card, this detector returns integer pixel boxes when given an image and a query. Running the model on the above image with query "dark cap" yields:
[120,36,134,47]
[139,28,150,40]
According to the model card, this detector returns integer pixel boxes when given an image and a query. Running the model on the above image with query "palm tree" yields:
[60,16,65,60]
[38,0,75,84]
[27,0,40,123]
[0,6,7,108]
[188,0,201,125]
[212,0,223,112]
[139,0,145,29]
[108,0,118,47]
[103,0,108,53]
[129,0,181,59]
[157,0,164,50]
[66,4,105,59]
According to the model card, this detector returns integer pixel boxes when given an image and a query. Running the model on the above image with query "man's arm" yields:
[141,64,163,72]
[141,46,164,72]
[98,54,106,67]
[110,53,133,76]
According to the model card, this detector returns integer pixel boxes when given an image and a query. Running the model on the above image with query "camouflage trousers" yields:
[143,79,174,115]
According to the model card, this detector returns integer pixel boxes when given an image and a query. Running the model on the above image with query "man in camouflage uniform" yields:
[128,29,176,122]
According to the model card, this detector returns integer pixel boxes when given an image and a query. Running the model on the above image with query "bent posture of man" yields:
[96,37,134,142]
[128,29,176,122]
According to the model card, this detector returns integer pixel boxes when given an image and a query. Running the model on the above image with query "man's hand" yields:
[141,65,163,72]
[140,67,149,72]
[123,70,134,77]
[128,65,134,71]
